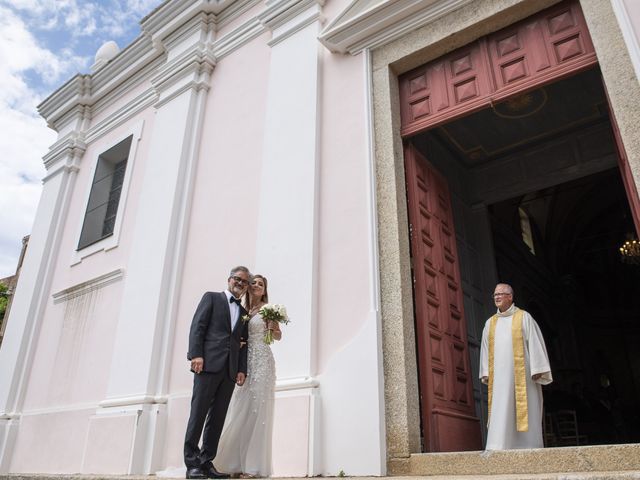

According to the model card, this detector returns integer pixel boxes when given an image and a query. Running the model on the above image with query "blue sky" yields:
[0,0,163,278]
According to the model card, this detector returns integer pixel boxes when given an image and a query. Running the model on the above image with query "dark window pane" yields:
[78,136,132,250]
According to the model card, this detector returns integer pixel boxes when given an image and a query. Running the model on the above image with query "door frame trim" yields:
[369,0,640,467]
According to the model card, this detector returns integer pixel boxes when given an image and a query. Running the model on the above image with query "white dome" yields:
[95,41,120,63]
[91,41,120,72]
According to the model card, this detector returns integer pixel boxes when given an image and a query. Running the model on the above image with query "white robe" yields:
[480,304,552,450]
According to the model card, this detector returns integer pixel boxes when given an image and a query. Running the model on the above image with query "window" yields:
[78,135,133,250]
[519,207,536,255]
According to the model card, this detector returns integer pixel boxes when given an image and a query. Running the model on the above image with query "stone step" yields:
[392,474,640,480]
[388,444,640,476]
[2,475,640,480]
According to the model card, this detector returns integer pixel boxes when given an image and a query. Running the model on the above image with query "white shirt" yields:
[224,290,241,331]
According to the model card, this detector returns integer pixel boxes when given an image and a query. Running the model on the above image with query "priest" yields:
[480,283,553,450]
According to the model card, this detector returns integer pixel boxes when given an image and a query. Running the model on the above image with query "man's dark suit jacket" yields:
[187,291,249,380]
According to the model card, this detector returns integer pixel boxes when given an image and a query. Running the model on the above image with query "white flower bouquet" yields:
[258,303,290,344]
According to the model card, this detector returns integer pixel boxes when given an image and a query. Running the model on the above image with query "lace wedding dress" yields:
[214,313,276,477]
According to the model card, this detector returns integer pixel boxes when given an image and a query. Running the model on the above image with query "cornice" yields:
[90,55,165,119]
[216,0,261,29]
[52,269,125,304]
[213,17,264,59]
[151,41,216,107]
[37,0,262,134]
[319,0,474,54]
[86,90,156,144]
[37,76,91,130]
[42,131,87,172]
[163,11,215,56]
[89,35,161,99]
[258,0,324,30]
[140,0,239,45]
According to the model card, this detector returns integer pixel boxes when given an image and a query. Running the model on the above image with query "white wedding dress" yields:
[214,314,276,477]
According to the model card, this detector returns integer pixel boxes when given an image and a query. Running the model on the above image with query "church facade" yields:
[1,0,639,476]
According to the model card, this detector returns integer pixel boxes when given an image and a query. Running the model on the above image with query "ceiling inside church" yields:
[430,68,609,166]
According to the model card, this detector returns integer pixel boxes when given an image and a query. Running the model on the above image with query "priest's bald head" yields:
[493,283,514,312]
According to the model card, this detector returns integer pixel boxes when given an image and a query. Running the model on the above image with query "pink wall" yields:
[10,0,376,473]
[316,50,370,373]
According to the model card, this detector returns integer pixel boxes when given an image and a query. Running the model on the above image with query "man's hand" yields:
[191,357,204,374]
[532,373,543,381]
[236,372,246,386]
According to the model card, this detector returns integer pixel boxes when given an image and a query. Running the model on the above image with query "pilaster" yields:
[80,15,216,475]
[0,114,88,472]
[254,0,323,475]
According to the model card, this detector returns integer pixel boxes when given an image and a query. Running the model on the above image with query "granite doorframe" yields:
[371,0,640,466]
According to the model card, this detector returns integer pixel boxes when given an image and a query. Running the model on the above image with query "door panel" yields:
[405,143,482,451]
[399,0,596,136]
[604,83,640,236]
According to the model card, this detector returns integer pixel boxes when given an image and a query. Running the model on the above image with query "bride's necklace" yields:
[249,302,265,316]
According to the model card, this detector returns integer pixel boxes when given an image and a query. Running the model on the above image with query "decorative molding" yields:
[216,0,262,29]
[37,0,263,134]
[258,0,323,30]
[141,0,233,42]
[52,269,124,304]
[85,90,156,144]
[90,55,165,119]
[89,35,161,99]
[98,394,167,409]
[70,120,145,265]
[364,49,382,314]
[163,12,215,60]
[275,376,319,392]
[151,48,216,107]
[37,75,91,130]
[319,0,474,55]
[41,133,87,180]
[267,7,323,47]
[213,17,265,59]
[20,402,97,417]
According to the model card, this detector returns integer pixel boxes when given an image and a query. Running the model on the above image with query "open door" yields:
[605,85,640,236]
[404,142,482,452]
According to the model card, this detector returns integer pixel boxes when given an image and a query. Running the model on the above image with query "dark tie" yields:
[230,296,241,306]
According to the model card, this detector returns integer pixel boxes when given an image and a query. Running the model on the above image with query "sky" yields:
[0,0,163,278]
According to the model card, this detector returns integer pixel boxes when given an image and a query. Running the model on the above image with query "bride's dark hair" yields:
[250,274,269,306]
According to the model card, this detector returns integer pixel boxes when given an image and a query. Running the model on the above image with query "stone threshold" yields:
[387,444,640,476]
[2,474,640,480]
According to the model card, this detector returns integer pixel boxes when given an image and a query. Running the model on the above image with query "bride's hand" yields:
[267,320,282,341]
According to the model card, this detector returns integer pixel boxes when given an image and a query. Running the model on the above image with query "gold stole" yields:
[488,308,528,432]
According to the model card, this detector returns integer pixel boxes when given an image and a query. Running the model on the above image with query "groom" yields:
[184,266,251,479]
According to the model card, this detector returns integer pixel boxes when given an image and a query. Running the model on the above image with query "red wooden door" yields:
[404,143,481,452]
[399,1,596,136]
[604,87,640,236]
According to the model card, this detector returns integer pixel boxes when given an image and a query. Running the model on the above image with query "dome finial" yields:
[92,41,120,73]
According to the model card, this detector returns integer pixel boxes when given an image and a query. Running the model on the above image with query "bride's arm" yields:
[268,320,282,341]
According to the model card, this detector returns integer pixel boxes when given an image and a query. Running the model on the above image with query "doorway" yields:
[405,65,640,450]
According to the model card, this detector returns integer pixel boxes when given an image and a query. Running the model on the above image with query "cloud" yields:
[0,0,156,41]
[0,6,89,277]
[0,0,162,277]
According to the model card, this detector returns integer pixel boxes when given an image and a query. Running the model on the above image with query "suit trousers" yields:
[184,366,236,468]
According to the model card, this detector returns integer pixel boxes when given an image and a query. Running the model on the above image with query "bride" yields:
[214,274,281,478]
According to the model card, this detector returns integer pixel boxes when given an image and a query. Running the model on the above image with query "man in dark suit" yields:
[184,266,251,479]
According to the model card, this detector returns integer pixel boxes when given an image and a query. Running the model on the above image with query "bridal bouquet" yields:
[259,303,290,345]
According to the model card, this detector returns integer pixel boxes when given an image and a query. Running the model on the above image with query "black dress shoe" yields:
[202,464,230,479]
[186,467,207,479]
